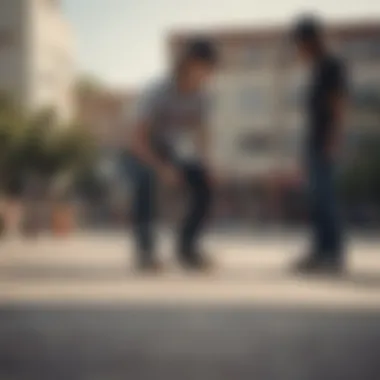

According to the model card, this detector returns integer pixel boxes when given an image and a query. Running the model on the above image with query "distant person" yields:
[291,16,348,274]
[126,39,218,272]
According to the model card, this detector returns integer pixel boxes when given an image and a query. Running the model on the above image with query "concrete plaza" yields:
[0,232,379,380]
[0,231,380,307]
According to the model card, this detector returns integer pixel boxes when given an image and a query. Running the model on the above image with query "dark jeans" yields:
[306,150,343,259]
[125,154,212,261]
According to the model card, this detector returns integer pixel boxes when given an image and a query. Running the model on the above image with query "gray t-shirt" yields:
[134,78,209,161]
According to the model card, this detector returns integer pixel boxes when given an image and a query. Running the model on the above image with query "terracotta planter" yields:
[51,204,75,237]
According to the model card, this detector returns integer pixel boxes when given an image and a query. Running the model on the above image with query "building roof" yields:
[169,19,380,46]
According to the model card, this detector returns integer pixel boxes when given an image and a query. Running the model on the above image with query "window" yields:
[284,68,309,109]
[237,132,273,153]
[0,30,14,49]
[40,70,56,87]
[353,83,380,109]
[241,47,265,67]
[281,130,302,156]
[283,84,306,108]
[237,86,270,113]
[340,37,380,61]
[45,0,59,8]
[222,45,268,69]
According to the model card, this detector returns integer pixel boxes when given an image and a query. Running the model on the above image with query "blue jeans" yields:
[124,154,212,261]
[306,150,343,259]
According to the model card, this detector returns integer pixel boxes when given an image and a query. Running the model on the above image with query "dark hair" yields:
[293,16,323,44]
[181,38,218,66]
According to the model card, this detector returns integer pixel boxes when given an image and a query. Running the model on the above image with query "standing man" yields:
[126,39,218,272]
[292,16,348,274]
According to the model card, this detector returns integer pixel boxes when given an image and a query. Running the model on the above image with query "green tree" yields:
[0,95,27,195]
[75,74,105,99]
[341,92,380,208]
[0,96,97,197]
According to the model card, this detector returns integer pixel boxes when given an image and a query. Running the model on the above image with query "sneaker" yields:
[178,252,215,273]
[292,255,344,276]
[135,256,165,274]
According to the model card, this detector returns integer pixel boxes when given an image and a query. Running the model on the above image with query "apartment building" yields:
[169,21,380,222]
[0,0,75,122]
[170,21,380,176]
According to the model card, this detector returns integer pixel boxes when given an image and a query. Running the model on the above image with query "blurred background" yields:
[1,2,380,379]
[1,1,380,237]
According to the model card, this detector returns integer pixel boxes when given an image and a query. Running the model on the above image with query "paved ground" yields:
[1,232,380,307]
[0,232,380,380]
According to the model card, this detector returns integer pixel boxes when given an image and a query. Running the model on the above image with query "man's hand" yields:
[206,168,221,187]
[324,135,340,161]
[158,165,183,187]
[326,90,346,161]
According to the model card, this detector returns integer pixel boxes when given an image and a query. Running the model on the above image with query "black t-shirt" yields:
[306,54,347,151]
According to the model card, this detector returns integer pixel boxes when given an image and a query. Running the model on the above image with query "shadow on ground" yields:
[0,305,379,380]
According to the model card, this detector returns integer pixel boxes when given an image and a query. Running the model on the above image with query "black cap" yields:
[293,16,322,43]
[183,38,218,65]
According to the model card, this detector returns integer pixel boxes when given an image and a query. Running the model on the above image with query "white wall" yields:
[0,0,75,122]
[0,0,28,106]
[28,0,76,122]
[209,69,279,176]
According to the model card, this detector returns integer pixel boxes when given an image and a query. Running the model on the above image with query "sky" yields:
[62,0,380,90]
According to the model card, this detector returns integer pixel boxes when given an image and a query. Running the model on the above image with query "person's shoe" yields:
[292,254,344,276]
[178,252,215,273]
[135,256,165,274]
[317,257,345,275]
[292,254,321,274]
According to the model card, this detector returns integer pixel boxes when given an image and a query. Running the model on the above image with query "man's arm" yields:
[127,83,181,185]
[327,91,347,156]
[195,122,212,169]
[129,120,163,171]
[195,115,223,187]
[326,60,348,158]
[194,91,215,174]
[128,121,181,185]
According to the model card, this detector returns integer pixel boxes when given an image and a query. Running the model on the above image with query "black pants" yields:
[126,155,212,261]
[306,150,343,259]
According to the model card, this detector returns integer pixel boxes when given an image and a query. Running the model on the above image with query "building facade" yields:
[0,0,75,122]
[169,21,380,177]
[76,88,137,227]
[169,21,380,223]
